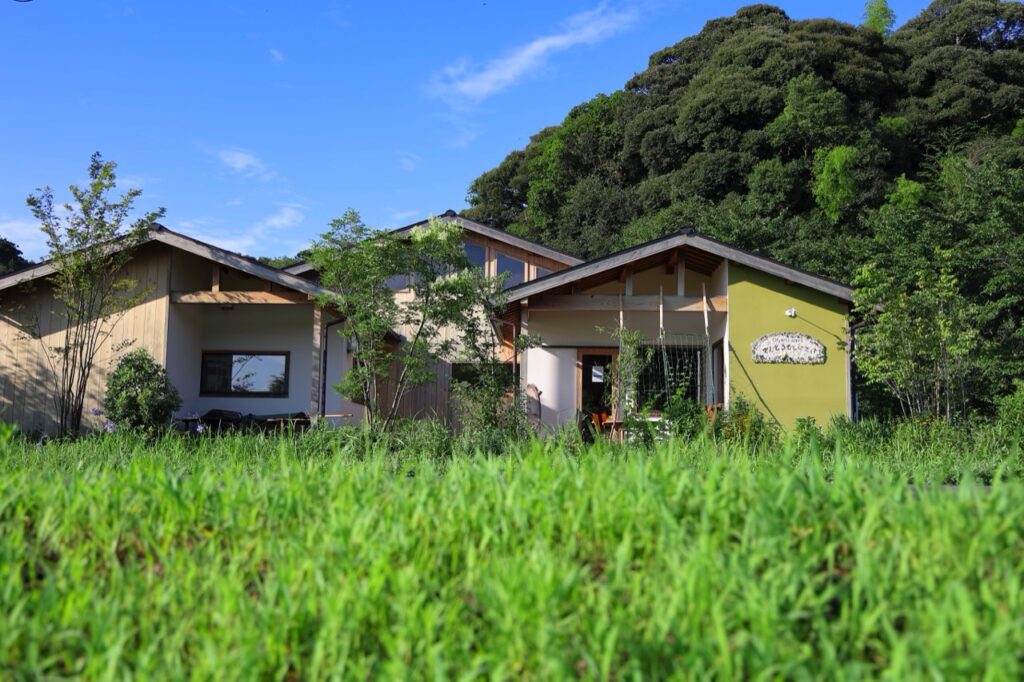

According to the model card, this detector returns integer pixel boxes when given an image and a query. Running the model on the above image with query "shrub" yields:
[791,417,824,452]
[663,390,708,440]
[713,394,779,449]
[104,349,181,432]
[997,382,1024,440]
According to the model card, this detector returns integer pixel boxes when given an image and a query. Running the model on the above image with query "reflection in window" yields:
[464,242,486,269]
[451,362,514,388]
[535,266,552,279]
[496,253,525,289]
[201,352,289,396]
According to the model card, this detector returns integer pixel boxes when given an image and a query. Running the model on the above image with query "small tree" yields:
[863,0,895,36]
[307,210,505,434]
[27,153,165,437]
[104,348,181,432]
[813,145,859,223]
[852,253,982,422]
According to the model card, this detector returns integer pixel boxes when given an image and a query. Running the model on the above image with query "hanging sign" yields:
[751,332,826,365]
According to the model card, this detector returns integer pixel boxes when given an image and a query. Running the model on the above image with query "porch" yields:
[163,253,360,425]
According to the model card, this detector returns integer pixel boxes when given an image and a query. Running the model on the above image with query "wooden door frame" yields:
[575,347,619,411]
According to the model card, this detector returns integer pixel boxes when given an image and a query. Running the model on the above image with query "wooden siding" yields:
[0,243,171,435]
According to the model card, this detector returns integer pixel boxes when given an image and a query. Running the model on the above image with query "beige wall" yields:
[0,243,172,434]
[527,309,720,346]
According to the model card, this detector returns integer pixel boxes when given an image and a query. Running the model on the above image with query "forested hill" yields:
[462,1,1024,283]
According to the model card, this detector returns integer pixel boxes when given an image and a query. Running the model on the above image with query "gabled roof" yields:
[283,210,583,277]
[0,225,336,298]
[505,229,854,302]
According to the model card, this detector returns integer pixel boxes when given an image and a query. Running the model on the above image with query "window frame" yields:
[495,251,527,289]
[199,350,291,398]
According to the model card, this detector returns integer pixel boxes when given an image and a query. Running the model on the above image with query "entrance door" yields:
[578,351,616,417]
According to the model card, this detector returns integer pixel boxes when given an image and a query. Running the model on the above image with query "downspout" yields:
[848,318,865,423]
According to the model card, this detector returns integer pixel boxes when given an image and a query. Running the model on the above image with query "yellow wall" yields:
[727,263,850,428]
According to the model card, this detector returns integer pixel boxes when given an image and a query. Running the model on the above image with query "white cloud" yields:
[254,205,304,231]
[269,48,284,64]
[398,153,422,173]
[224,198,243,207]
[387,208,422,224]
[0,216,47,261]
[324,3,350,28]
[170,204,307,256]
[217,148,274,181]
[428,3,638,103]
[116,174,153,188]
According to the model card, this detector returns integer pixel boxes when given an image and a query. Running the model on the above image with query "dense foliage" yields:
[2,429,1022,678]
[103,348,182,432]
[463,0,1024,411]
[306,211,505,433]
[0,237,29,276]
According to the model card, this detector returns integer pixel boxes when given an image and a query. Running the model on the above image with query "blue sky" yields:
[0,0,930,261]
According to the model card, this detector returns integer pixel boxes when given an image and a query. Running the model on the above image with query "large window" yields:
[464,242,487,270]
[200,352,290,397]
[496,253,526,289]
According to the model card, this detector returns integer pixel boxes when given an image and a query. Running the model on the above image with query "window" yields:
[200,352,289,397]
[496,253,526,289]
[451,362,514,388]
[464,242,486,269]
[535,266,552,279]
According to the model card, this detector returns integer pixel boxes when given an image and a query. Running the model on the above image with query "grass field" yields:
[2,431,1023,679]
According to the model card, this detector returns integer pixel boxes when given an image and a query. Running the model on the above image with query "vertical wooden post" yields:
[702,283,711,404]
[211,264,221,292]
[659,285,664,333]
[677,253,685,297]
[310,306,323,422]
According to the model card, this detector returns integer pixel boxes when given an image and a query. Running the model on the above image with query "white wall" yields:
[166,303,202,414]
[166,304,315,417]
[322,320,364,425]
[524,347,578,429]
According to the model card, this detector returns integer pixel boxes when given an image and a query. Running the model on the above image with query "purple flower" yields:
[195,423,206,434]
[90,407,105,416]
[103,419,117,433]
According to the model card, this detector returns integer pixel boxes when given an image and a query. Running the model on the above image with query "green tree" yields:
[26,153,165,437]
[307,211,505,434]
[852,255,982,422]
[863,0,895,36]
[0,238,29,275]
[813,146,860,222]
[767,74,851,159]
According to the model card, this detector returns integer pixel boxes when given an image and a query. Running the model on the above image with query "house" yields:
[500,229,854,429]
[0,213,579,434]
[0,212,853,435]
[283,210,583,421]
[0,227,353,434]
